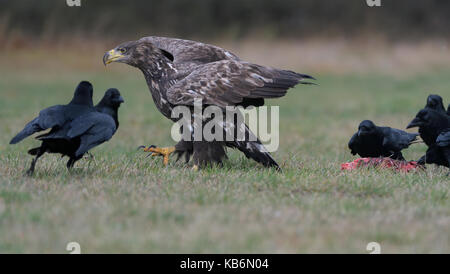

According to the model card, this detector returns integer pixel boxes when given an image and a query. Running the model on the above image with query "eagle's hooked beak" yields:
[103,49,125,66]
[406,117,423,129]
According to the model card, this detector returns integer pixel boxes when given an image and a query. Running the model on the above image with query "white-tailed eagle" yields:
[103,36,314,169]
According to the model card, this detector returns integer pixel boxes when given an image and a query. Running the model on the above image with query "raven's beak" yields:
[406,117,422,129]
[357,130,361,137]
[113,96,125,104]
[103,49,124,66]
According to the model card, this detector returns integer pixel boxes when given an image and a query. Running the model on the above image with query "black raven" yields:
[447,104,450,116]
[415,95,448,147]
[425,94,446,114]
[348,120,418,160]
[94,88,122,128]
[10,81,94,145]
[412,95,448,164]
[10,84,123,175]
[63,88,124,158]
[436,129,450,154]
[407,108,450,169]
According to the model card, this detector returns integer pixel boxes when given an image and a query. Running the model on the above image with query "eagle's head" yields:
[103,40,174,69]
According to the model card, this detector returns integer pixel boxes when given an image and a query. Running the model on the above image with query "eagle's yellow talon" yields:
[192,165,199,171]
[142,146,175,166]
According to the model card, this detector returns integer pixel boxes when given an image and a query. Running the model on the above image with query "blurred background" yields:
[2,0,450,41]
[1,0,450,75]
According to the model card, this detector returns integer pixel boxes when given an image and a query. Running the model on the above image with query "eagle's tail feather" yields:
[228,124,280,170]
[232,140,280,170]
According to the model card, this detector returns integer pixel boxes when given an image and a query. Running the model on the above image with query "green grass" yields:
[0,62,449,254]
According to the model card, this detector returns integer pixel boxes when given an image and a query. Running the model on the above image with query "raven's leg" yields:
[392,152,405,161]
[86,152,94,160]
[26,146,45,176]
[85,152,96,169]
[67,156,82,170]
[417,155,426,165]
[443,148,450,175]
[139,145,176,166]
[66,158,75,170]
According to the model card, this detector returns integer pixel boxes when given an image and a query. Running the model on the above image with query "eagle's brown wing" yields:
[166,60,314,107]
[139,36,239,71]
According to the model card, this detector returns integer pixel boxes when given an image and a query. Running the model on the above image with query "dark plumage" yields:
[348,120,418,160]
[447,104,450,116]
[94,88,123,129]
[414,95,447,147]
[103,36,315,169]
[10,81,94,145]
[57,88,123,158]
[436,129,450,148]
[407,108,450,168]
[10,83,123,175]
[425,94,446,114]
[412,95,448,166]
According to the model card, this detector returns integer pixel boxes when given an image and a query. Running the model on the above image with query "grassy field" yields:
[0,43,449,253]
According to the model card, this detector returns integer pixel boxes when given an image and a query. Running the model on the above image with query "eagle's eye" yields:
[119,48,127,54]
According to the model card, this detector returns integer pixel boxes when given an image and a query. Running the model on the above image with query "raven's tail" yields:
[10,129,33,144]
[10,118,40,144]
[28,147,41,155]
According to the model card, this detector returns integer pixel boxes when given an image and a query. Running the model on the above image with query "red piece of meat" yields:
[341,157,423,172]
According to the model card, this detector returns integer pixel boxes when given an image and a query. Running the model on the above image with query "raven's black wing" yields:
[10,105,67,144]
[36,105,96,140]
[348,133,359,155]
[436,129,450,147]
[381,127,418,152]
[67,112,117,157]
[435,129,450,167]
